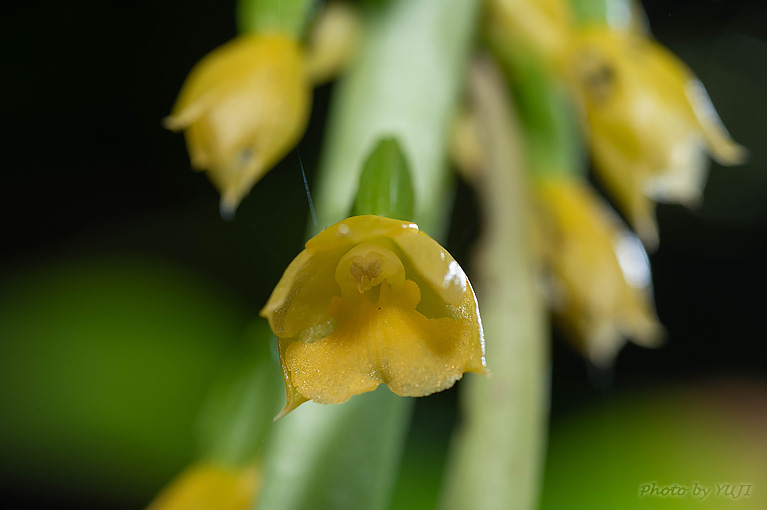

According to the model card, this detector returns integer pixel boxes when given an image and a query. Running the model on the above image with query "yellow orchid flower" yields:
[565,27,746,246]
[147,463,260,510]
[533,177,662,367]
[261,215,486,418]
[165,33,311,215]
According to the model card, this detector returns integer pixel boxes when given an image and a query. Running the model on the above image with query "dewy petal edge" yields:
[260,215,487,418]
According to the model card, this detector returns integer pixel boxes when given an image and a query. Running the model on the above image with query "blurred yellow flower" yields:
[261,215,486,418]
[165,34,311,215]
[533,177,662,367]
[147,463,259,510]
[304,1,362,85]
[565,28,746,246]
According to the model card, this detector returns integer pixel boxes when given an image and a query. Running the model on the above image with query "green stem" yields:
[313,0,479,237]
[255,1,479,509]
[485,14,584,180]
[237,0,315,37]
[440,59,549,510]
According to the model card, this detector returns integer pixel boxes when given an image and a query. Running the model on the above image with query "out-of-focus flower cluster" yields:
[565,27,747,246]
[478,0,745,365]
[156,0,747,507]
[164,0,745,402]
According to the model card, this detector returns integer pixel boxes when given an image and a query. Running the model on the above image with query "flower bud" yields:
[165,34,311,214]
[148,463,259,510]
[533,177,663,366]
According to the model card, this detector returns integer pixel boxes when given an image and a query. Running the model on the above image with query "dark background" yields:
[1,0,765,508]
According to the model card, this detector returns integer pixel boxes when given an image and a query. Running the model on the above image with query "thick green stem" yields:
[440,59,549,510]
[313,0,479,237]
[255,1,479,509]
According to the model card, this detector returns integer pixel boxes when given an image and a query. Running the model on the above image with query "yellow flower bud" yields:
[165,34,311,214]
[533,177,662,367]
[147,463,260,510]
[261,215,486,418]
[565,28,746,246]
[304,1,362,85]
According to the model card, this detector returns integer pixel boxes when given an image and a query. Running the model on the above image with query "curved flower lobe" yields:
[261,215,486,417]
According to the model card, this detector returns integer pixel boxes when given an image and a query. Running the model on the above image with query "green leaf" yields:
[237,0,315,38]
[352,137,415,220]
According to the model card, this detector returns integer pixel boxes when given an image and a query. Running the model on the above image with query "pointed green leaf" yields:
[352,137,415,220]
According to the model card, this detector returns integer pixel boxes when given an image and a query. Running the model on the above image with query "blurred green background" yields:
[1,0,766,508]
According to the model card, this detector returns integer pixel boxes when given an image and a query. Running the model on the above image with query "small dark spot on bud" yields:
[579,51,616,105]
[238,146,255,166]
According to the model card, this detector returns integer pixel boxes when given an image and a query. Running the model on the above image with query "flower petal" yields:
[148,463,259,510]
[263,216,419,338]
[263,215,487,416]
[685,80,748,166]
[567,28,745,246]
[261,249,339,340]
[392,228,468,307]
[280,280,485,410]
[535,178,663,366]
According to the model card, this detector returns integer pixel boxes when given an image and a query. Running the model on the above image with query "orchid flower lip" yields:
[260,215,487,416]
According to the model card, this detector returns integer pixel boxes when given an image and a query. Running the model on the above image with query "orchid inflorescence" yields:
[153,0,744,509]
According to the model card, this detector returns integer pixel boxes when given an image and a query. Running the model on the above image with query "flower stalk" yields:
[441,59,548,510]
[237,0,316,37]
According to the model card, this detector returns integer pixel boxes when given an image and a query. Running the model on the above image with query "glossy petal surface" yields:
[261,215,486,417]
